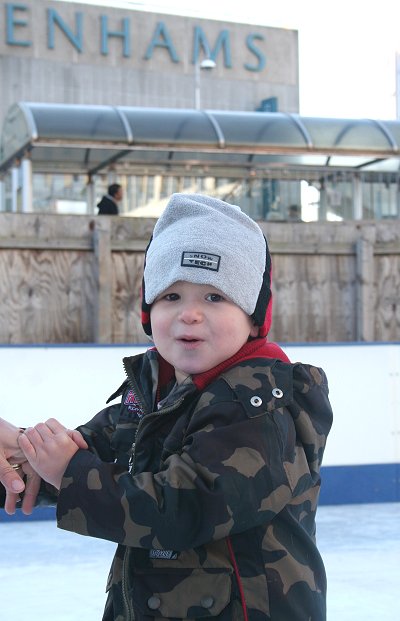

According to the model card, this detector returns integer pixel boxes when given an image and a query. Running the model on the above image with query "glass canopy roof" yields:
[1,102,400,179]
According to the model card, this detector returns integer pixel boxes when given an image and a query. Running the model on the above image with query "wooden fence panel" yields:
[374,255,400,341]
[112,252,145,344]
[270,254,356,343]
[0,248,96,343]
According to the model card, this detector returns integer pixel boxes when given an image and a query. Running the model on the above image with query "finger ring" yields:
[11,464,22,471]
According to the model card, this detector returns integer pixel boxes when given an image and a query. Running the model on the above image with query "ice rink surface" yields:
[1,502,398,621]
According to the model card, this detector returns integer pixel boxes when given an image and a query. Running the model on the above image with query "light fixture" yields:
[194,58,216,110]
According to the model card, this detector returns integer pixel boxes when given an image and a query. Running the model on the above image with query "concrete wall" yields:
[0,0,299,132]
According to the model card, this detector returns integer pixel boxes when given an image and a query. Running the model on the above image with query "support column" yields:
[396,179,400,219]
[21,158,33,212]
[194,61,200,109]
[353,174,363,220]
[86,175,95,215]
[11,167,19,212]
[0,179,4,211]
[319,179,327,221]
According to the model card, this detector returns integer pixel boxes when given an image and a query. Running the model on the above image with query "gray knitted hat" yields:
[142,193,272,336]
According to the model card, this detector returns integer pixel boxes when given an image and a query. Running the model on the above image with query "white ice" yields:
[0,502,399,620]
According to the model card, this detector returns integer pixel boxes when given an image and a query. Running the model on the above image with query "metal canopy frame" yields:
[1,102,400,180]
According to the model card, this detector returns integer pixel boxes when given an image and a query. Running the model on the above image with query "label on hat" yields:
[181,252,220,271]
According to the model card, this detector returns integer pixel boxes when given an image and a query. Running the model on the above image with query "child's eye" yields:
[163,292,180,301]
[206,293,224,302]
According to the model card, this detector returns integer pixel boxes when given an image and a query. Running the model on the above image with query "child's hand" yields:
[18,418,88,490]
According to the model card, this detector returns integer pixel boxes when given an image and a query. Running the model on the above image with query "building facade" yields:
[1,1,399,221]
[0,0,301,216]
[0,0,299,122]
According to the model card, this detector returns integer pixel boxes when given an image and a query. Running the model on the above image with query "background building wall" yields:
[0,0,299,132]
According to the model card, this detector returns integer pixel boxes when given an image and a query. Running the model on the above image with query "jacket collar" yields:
[157,338,290,393]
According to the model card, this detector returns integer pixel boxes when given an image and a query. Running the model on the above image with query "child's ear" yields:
[250,323,259,338]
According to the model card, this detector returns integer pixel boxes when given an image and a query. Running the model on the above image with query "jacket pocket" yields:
[132,570,232,618]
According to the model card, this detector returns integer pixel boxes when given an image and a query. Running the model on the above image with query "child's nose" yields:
[178,304,203,324]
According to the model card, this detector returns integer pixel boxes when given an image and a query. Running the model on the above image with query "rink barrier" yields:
[1,462,399,523]
[0,342,399,520]
[320,463,400,505]
[1,461,400,522]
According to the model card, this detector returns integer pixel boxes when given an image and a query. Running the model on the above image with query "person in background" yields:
[97,183,123,215]
[0,193,332,621]
[286,204,303,222]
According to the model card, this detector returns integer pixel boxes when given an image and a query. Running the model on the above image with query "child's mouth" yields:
[178,336,202,348]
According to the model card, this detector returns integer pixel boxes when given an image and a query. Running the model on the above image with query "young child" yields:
[16,193,333,621]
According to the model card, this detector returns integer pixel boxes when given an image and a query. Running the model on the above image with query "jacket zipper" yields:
[121,358,185,620]
[121,359,146,621]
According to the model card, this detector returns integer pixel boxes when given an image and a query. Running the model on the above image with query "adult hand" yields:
[0,417,26,495]
[3,461,41,516]
[1,417,87,512]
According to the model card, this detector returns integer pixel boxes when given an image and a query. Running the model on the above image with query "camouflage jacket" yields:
[56,342,333,621]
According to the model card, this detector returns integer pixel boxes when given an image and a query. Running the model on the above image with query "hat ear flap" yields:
[141,236,153,336]
[257,295,273,337]
[251,237,272,336]
[141,290,152,336]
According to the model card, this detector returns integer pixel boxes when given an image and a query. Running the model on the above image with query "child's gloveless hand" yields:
[18,418,88,490]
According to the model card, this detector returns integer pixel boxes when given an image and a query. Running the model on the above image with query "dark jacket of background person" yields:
[97,184,122,215]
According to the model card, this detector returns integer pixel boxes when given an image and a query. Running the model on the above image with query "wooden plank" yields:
[0,237,396,255]
[355,238,375,341]
[111,240,150,252]
[92,220,112,343]
[374,255,400,341]
[0,238,92,250]
[374,243,400,255]
[269,242,354,255]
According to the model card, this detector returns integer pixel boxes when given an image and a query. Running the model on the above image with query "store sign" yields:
[3,3,267,72]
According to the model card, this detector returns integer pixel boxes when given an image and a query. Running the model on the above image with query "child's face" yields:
[150,281,258,383]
